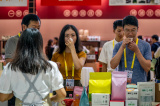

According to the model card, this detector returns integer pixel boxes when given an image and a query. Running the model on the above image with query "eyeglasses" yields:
[124,29,137,34]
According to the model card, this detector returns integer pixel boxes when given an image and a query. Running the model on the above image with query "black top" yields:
[45,47,54,60]
[151,42,160,53]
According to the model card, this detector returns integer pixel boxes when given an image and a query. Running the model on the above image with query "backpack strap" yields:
[21,70,45,106]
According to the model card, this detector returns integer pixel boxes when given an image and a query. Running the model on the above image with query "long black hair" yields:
[45,39,53,55]
[9,28,52,74]
[58,24,83,54]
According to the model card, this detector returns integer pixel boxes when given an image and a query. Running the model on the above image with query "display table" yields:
[81,67,94,87]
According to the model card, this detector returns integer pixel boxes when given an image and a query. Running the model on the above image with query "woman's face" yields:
[64,28,77,44]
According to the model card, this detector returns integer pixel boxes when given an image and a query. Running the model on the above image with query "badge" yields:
[125,70,133,83]
[66,79,74,91]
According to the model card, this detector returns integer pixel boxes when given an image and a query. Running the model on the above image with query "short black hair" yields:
[21,14,41,28]
[54,37,58,41]
[138,35,143,40]
[152,34,159,41]
[123,15,138,28]
[113,20,123,30]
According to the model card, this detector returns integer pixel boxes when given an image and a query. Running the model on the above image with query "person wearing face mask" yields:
[110,15,152,84]
[51,24,86,96]
[98,20,124,72]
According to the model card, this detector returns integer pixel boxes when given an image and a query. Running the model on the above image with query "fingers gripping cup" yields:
[70,38,73,42]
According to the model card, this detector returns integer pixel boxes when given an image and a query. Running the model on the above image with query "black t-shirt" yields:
[151,42,160,52]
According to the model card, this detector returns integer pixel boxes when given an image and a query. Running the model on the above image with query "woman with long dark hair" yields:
[0,28,66,105]
[45,39,54,60]
[51,24,86,96]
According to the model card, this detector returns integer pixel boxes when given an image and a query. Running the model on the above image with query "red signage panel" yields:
[41,0,101,6]
[37,0,160,19]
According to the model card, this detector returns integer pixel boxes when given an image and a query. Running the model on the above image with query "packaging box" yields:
[110,100,125,106]
[152,102,160,106]
[125,100,137,106]
[0,70,2,77]
[138,82,155,106]
[92,93,110,106]
[87,55,95,60]
[155,83,160,102]
[126,89,138,100]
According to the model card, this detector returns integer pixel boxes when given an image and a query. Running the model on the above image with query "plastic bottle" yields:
[72,94,80,106]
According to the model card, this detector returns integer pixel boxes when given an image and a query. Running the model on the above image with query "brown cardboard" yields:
[84,62,99,72]
[0,62,3,77]
[155,83,160,102]
[0,70,2,77]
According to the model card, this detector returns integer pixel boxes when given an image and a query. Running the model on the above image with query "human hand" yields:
[122,38,132,49]
[127,41,139,52]
[65,38,75,50]
[56,62,61,68]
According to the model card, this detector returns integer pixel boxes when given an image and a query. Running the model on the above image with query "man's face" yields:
[114,26,124,39]
[123,24,138,39]
[22,20,40,31]
[151,38,156,44]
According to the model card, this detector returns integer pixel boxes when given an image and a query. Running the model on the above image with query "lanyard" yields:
[124,38,138,71]
[18,32,21,37]
[113,40,115,48]
[63,52,74,78]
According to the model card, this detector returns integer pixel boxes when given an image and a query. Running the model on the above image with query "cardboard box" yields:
[152,102,160,106]
[87,55,96,60]
[92,93,110,106]
[0,70,2,77]
[110,101,125,106]
[138,82,155,106]
[0,62,3,71]
[126,89,138,100]
[125,100,137,106]
[155,83,160,102]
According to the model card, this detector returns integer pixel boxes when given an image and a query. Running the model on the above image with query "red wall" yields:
[0,19,159,50]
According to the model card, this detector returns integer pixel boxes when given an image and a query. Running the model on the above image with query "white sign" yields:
[0,0,27,7]
[109,0,159,5]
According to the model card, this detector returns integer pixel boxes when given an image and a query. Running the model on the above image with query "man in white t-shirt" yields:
[98,20,124,72]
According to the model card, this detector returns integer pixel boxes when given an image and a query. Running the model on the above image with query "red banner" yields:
[36,0,160,19]
[41,0,101,6]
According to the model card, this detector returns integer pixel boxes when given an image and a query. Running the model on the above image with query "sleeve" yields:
[78,51,87,58]
[144,43,152,60]
[50,62,64,91]
[98,43,108,64]
[0,64,12,94]
[51,52,57,62]
[154,47,160,58]
[5,37,16,59]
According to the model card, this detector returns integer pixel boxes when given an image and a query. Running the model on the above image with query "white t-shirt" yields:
[0,61,63,103]
[98,39,118,72]
[154,47,160,58]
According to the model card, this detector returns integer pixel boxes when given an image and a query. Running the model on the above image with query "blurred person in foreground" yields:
[4,13,41,106]
[0,28,66,105]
